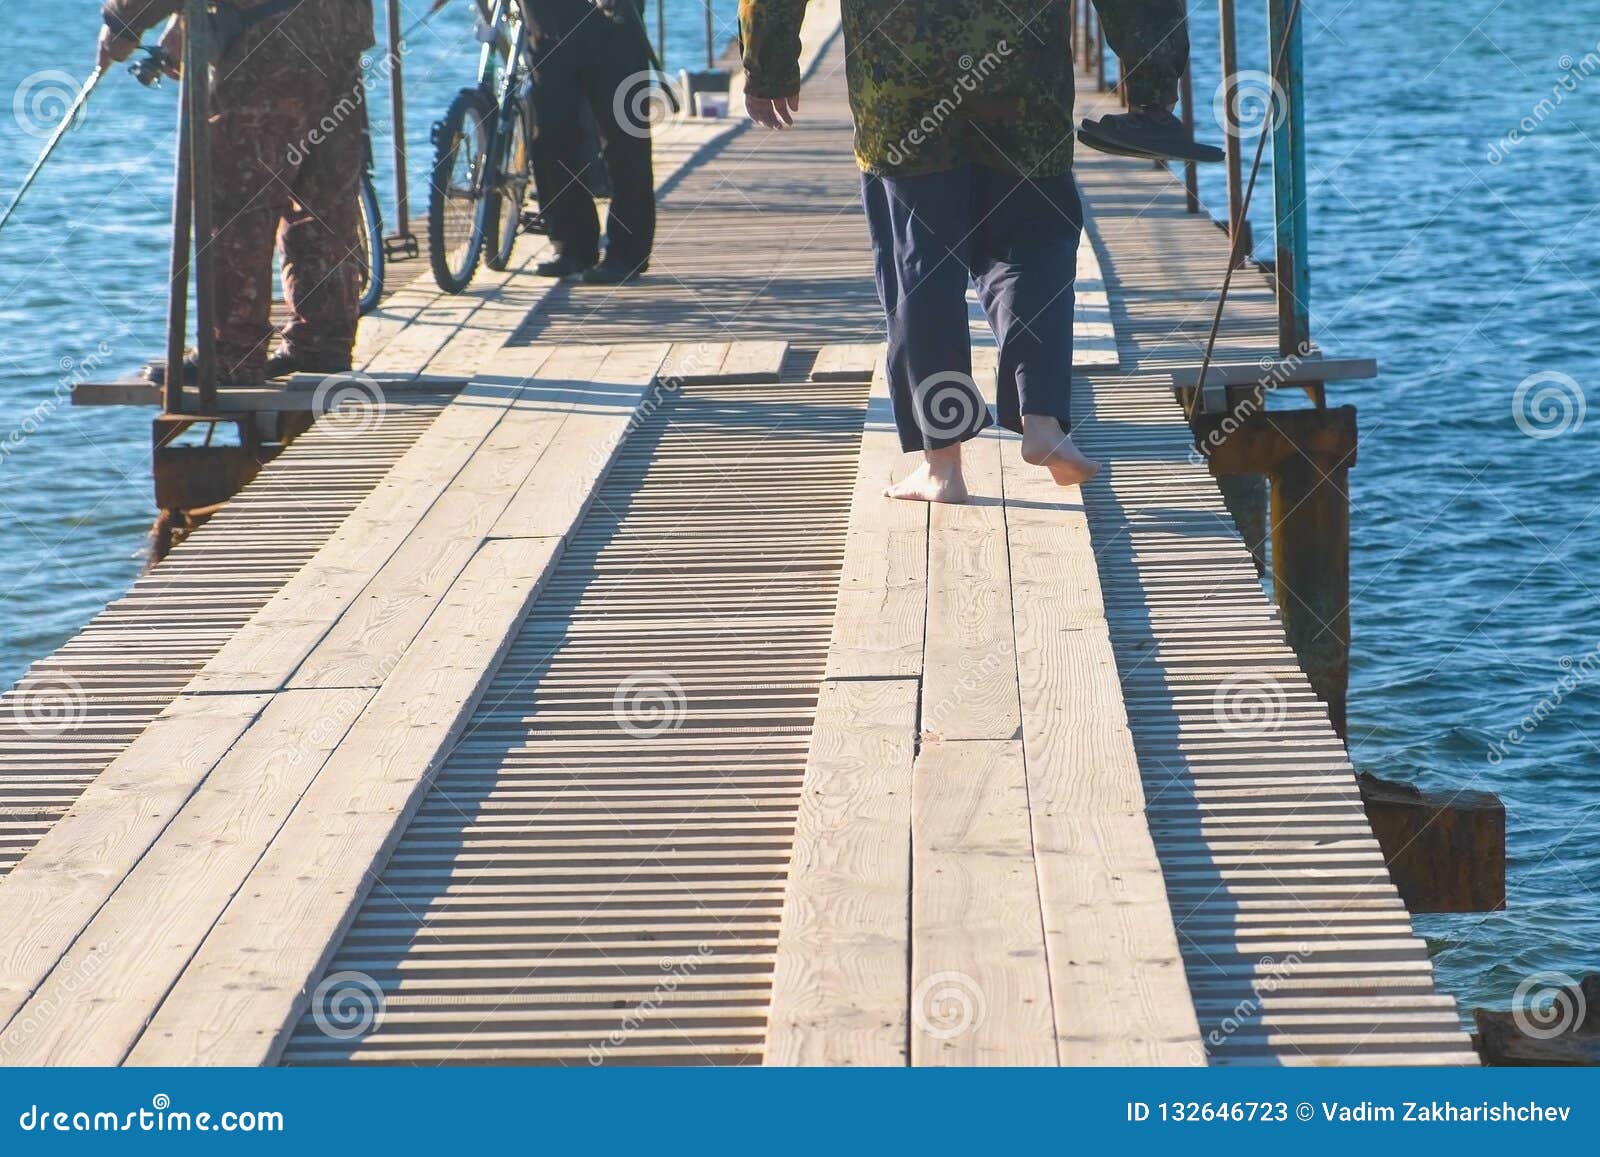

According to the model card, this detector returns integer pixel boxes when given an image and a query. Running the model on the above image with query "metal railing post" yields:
[184,0,218,412]
[1218,0,1253,263]
[163,63,193,416]
[657,0,666,71]
[1268,0,1310,356]
[387,0,411,240]
[704,0,714,69]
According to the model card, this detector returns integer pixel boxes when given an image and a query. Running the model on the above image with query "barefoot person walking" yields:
[740,1,1201,503]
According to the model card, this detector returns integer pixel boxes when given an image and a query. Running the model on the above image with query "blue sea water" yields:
[0,1,1594,1021]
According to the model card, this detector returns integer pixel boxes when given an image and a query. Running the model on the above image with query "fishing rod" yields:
[0,67,106,236]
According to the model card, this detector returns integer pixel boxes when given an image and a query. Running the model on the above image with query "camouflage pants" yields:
[209,49,366,382]
[1093,0,1189,107]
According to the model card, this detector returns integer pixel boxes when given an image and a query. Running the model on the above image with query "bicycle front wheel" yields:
[356,171,385,315]
[427,88,494,294]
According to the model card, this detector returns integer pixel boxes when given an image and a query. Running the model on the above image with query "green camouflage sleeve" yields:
[739,0,807,99]
[1092,0,1189,107]
[101,0,182,40]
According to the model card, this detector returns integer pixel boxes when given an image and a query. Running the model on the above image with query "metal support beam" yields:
[1198,405,1355,737]
[1268,0,1311,356]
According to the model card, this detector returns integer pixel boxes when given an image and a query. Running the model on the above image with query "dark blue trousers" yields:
[861,165,1083,452]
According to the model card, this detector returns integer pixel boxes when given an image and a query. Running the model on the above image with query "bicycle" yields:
[355,130,385,315]
[427,0,535,293]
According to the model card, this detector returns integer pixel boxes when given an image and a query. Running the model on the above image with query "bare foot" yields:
[885,445,967,504]
[1020,415,1100,486]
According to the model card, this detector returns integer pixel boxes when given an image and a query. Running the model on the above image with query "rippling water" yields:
[1,2,1594,1019]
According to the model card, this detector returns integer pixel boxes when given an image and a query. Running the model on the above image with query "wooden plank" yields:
[0,692,270,1040]
[716,341,788,382]
[810,343,880,382]
[911,737,1054,1065]
[0,685,375,1065]
[489,343,671,539]
[286,344,610,689]
[923,430,1019,741]
[764,677,917,1066]
[130,537,564,1066]
[824,362,927,680]
[184,344,556,694]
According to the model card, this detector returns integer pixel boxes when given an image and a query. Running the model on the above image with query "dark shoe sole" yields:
[1077,120,1225,164]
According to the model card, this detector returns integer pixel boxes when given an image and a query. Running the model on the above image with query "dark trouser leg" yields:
[1092,0,1189,106]
[209,100,294,384]
[861,168,993,453]
[280,62,364,365]
[531,50,601,265]
[586,35,656,269]
[968,166,1082,435]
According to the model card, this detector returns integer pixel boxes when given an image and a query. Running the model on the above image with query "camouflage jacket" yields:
[102,0,375,63]
[739,0,1186,177]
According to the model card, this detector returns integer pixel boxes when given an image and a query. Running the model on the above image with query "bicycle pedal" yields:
[383,234,421,261]
[520,211,548,234]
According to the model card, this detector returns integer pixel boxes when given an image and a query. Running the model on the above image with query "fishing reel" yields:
[129,45,178,88]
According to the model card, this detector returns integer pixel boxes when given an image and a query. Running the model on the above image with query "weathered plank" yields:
[764,677,918,1066]
[910,737,1054,1065]
[130,536,563,1065]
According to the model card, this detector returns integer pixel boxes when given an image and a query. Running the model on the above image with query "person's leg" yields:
[584,30,656,274]
[1091,0,1187,107]
[207,99,297,384]
[969,165,1099,486]
[530,45,602,269]
[862,167,991,503]
[278,64,365,371]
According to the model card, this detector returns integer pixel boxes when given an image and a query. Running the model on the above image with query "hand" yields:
[96,24,139,73]
[746,92,799,129]
[157,16,184,78]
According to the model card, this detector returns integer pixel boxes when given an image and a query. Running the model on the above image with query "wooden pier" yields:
[3,6,1479,1066]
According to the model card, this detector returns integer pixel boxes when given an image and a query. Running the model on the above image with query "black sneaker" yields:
[264,351,354,380]
[580,260,648,286]
[141,356,262,389]
[535,253,596,278]
[1078,106,1226,164]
